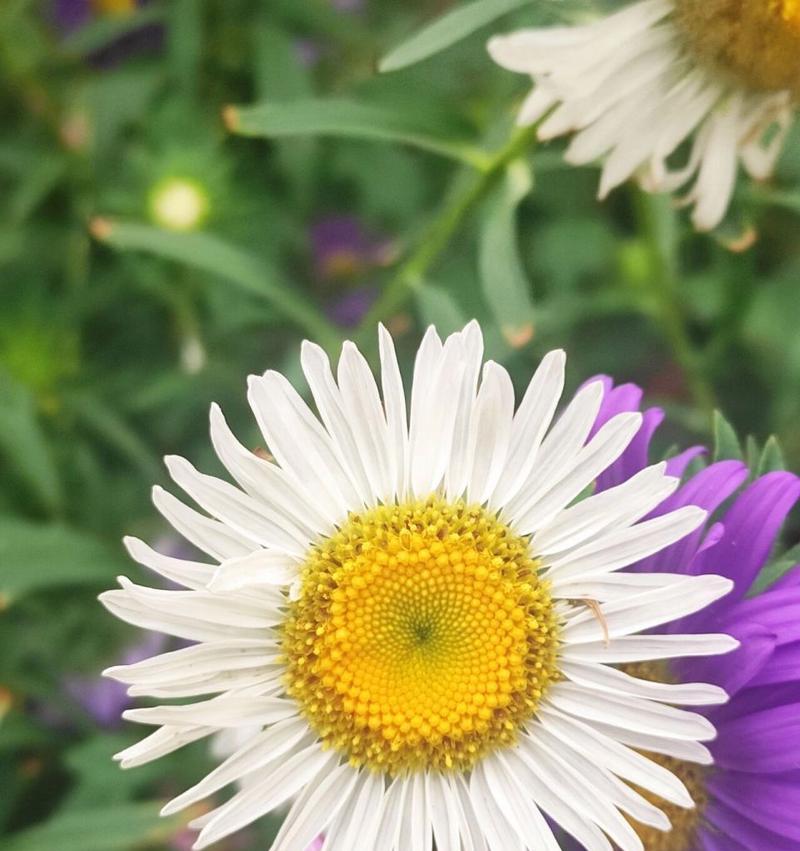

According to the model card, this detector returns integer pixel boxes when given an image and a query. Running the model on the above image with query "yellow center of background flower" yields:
[283,497,559,775]
[674,0,800,98]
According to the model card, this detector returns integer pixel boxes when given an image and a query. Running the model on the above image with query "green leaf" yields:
[91,220,341,351]
[225,99,488,167]
[0,373,62,514]
[2,802,180,851]
[712,411,743,462]
[380,0,531,72]
[757,435,786,476]
[416,285,469,335]
[0,517,126,603]
[64,391,160,482]
[751,541,800,595]
[478,158,536,349]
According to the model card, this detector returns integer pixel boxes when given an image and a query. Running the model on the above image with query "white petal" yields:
[123,694,296,728]
[164,455,308,556]
[152,486,252,562]
[372,777,408,851]
[545,681,717,741]
[562,632,738,664]
[122,535,215,590]
[548,505,707,584]
[466,362,515,504]
[271,761,360,851]
[561,659,727,706]
[210,549,299,592]
[561,575,732,643]
[162,717,308,814]
[539,706,693,807]
[378,323,409,499]
[490,349,565,508]
[532,462,676,556]
[209,403,331,536]
[514,411,643,534]
[193,746,336,849]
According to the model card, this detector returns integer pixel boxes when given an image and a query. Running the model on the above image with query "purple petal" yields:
[748,642,800,688]
[711,683,800,725]
[630,461,747,580]
[690,472,800,617]
[699,826,750,851]
[664,445,706,478]
[712,703,800,773]
[708,773,800,841]
[705,798,800,851]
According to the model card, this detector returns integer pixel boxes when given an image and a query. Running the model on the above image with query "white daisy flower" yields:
[488,0,799,231]
[101,322,738,851]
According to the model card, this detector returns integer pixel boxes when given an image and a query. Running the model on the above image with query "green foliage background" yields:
[1,0,799,847]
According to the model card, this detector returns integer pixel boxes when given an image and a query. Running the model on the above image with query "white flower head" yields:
[489,0,799,231]
[101,323,738,851]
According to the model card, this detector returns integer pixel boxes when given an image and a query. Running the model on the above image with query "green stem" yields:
[356,124,538,342]
[636,193,717,418]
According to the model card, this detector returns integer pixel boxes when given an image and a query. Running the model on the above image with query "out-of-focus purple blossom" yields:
[330,0,364,12]
[306,836,325,851]
[51,0,163,67]
[325,287,378,328]
[65,631,165,728]
[311,215,394,282]
[53,0,91,32]
[294,38,324,69]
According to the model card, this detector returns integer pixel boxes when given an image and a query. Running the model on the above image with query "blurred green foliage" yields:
[1,0,799,847]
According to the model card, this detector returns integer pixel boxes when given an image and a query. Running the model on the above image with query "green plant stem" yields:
[356,124,538,342]
[636,193,717,418]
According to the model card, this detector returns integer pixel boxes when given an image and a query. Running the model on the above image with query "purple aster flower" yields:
[571,378,800,850]
[65,631,165,728]
[51,0,163,67]
[310,215,393,283]
[324,286,378,329]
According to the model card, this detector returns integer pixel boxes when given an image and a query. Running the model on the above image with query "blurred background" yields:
[1,0,799,848]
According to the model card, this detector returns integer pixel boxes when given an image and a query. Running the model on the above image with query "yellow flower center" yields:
[674,0,800,98]
[624,663,709,849]
[283,497,560,775]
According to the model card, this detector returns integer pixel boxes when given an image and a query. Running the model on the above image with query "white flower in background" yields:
[489,0,799,231]
[149,176,210,232]
[101,322,738,850]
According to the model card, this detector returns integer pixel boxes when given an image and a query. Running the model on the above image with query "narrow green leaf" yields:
[712,411,743,462]
[226,99,487,167]
[757,435,786,476]
[478,158,536,349]
[416,285,469,335]
[168,0,203,93]
[64,391,160,482]
[0,517,126,602]
[381,0,531,72]
[751,541,800,595]
[0,373,62,514]
[91,220,341,351]
[2,802,180,851]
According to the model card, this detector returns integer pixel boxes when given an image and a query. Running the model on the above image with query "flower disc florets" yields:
[283,496,559,776]
[674,0,800,98]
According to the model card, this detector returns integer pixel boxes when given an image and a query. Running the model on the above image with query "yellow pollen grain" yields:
[674,0,800,98]
[282,497,560,776]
